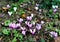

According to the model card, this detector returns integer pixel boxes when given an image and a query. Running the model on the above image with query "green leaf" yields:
[55,29,59,32]
[53,14,58,18]
[4,20,10,26]
[2,29,10,35]
[12,29,18,33]
[29,36,34,42]
[40,38,45,42]
[12,37,16,42]
[49,9,52,13]
[19,9,25,15]
[0,32,2,35]
[14,33,19,37]
[9,8,14,12]
[58,30,60,35]
[25,39,28,42]
[23,0,30,2]
[19,0,23,3]
[19,34,23,40]
[11,3,18,7]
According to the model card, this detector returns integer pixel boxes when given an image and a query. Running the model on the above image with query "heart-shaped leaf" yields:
[2,29,10,35]
[19,34,23,40]
[12,37,16,42]
[4,20,10,26]
[40,38,45,42]
[12,29,18,33]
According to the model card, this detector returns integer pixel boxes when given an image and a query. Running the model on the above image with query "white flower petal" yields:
[35,7,38,10]
[8,11,12,16]
[13,7,17,11]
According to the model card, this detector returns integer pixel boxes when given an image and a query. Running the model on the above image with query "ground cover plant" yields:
[0,0,60,42]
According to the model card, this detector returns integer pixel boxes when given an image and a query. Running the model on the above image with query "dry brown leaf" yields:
[2,7,8,11]
[21,13,26,17]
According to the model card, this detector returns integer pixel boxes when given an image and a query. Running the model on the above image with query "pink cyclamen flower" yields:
[28,23,32,28]
[8,23,20,28]
[11,23,17,28]
[22,31,26,35]
[8,23,13,27]
[36,3,39,6]
[25,21,32,27]
[25,21,30,25]
[6,4,10,8]
[16,23,20,27]
[50,31,58,37]
[17,18,23,23]
[30,29,36,34]
[26,16,32,20]
[53,9,57,12]
[8,23,17,28]
[32,22,35,25]
[21,27,26,31]
[36,24,41,30]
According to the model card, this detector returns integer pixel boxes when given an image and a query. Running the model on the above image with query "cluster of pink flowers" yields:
[8,15,45,35]
[8,23,20,28]
[50,31,58,37]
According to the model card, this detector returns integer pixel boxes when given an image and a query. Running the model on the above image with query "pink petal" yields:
[28,24,32,28]
[22,31,26,35]
[16,23,20,27]
[21,27,26,31]
[18,18,23,23]
[36,24,41,30]
[30,29,36,34]
[6,4,10,8]
[12,23,17,28]
[26,16,32,20]
[25,21,30,25]
[8,23,13,28]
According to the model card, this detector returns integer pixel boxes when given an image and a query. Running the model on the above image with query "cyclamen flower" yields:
[20,27,26,35]
[34,6,39,10]
[50,31,58,37]
[6,4,10,8]
[8,23,17,28]
[39,9,42,12]
[8,23,20,28]
[53,9,57,12]
[8,23,13,27]
[41,21,44,24]
[25,21,30,25]
[16,23,20,27]
[52,5,58,9]
[31,14,34,17]
[22,31,26,35]
[25,21,32,27]
[28,23,32,28]
[25,21,33,27]
[8,11,12,16]
[36,3,39,7]
[20,4,24,7]
[13,7,17,11]
[30,29,36,34]
[21,27,26,31]
[32,22,35,25]
[36,24,41,30]
[26,16,32,20]
[17,18,23,23]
